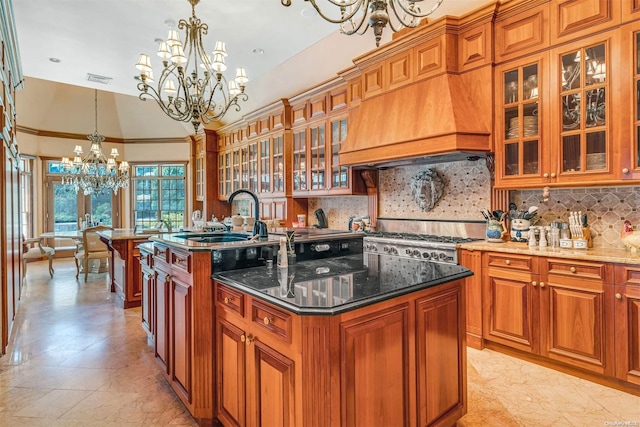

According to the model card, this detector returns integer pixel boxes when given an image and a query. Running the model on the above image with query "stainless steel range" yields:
[363,219,485,264]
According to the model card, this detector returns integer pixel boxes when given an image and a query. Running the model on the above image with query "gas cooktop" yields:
[365,232,482,245]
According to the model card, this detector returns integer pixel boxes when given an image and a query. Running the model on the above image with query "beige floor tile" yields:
[8,259,640,427]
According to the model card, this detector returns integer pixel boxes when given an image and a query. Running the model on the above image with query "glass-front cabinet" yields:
[272,135,284,193]
[331,117,349,190]
[259,138,270,193]
[293,129,307,191]
[556,42,609,180]
[495,54,546,187]
[627,28,640,180]
[309,123,326,190]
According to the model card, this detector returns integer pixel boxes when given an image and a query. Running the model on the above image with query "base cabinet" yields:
[215,279,466,427]
[614,266,640,386]
[462,249,640,394]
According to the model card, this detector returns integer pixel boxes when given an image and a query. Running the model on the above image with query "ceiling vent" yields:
[86,73,113,85]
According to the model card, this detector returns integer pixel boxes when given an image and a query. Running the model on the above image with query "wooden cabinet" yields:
[483,252,540,353]
[139,245,155,336]
[216,283,299,427]
[214,278,466,427]
[539,258,614,376]
[495,53,549,187]
[614,265,640,386]
[151,243,215,422]
[464,249,640,393]
[106,237,147,309]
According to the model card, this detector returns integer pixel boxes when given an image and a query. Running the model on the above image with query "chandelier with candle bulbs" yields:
[135,0,248,133]
[60,90,130,196]
[281,0,444,47]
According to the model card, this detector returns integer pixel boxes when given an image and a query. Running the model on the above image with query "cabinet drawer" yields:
[486,253,536,272]
[153,244,170,271]
[216,283,245,317]
[251,299,292,343]
[544,258,611,283]
[171,249,192,274]
[614,265,640,286]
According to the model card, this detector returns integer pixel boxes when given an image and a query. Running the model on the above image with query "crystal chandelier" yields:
[281,0,444,47]
[135,0,249,133]
[60,90,130,196]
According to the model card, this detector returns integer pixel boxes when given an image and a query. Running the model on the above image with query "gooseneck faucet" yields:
[228,189,269,240]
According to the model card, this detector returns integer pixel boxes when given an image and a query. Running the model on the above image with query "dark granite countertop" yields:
[213,254,472,315]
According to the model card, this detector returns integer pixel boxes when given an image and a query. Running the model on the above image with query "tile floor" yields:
[1,259,639,426]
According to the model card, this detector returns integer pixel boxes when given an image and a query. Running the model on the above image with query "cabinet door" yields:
[614,280,640,385]
[272,135,285,194]
[309,123,326,190]
[155,272,170,373]
[247,339,296,427]
[539,278,614,376]
[232,148,241,192]
[293,129,307,191]
[171,277,192,401]
[225,151,232,195]
[195,154,204,201]
[339,305,409,427]
[141,268,154,335]
[416,286,465,427]
[216,317,247,427]
[248,142,259,194]
[540,259,614,375]
[484,268,539,353]
[330,117,349,190]
[551,36,617,184]
[259,138,271,193]
[240,145,249,190]
[460,249,483,349]
[624,26,640,180]
[495,54,548,188]
[219,153,226,199]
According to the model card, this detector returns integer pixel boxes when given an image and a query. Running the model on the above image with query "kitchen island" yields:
[143,232,471,426]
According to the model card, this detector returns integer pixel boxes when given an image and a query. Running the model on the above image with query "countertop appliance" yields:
[363,219,485,264]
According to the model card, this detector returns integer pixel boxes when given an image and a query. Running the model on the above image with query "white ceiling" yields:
[12,0,489,134]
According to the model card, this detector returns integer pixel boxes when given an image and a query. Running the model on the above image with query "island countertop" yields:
[214,253,472,315]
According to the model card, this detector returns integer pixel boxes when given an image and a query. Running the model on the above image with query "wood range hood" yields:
[339,72,493,168]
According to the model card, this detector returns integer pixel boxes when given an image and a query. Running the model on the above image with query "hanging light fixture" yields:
[60,90,129,195]
[281,0,444,47]
[135,0,249,133]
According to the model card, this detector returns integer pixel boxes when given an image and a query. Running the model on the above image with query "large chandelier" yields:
[135,0,249,133]
[60,90,129,196]
[281,0,444,47]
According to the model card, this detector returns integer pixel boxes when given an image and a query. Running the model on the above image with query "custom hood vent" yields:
[339,72,492,168]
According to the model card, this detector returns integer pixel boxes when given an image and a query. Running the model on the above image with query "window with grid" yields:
[131,163,186,230]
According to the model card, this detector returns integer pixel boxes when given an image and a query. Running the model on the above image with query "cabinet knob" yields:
[615,293,622,300]
[623,168,630,174]
[245,335,254,345]
[570,267,576,273]
[240,334,246,343]
[165,275,172,283]
[540,281,545,288]
[224,297,230,304]
[543,173,549,178]
[505,259,511,265]
[263,316,271,325]
[532,281,537,287]
[550,173,556,178]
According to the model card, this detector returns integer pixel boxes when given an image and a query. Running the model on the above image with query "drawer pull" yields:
[165,275,172,283]
[570,267,576,273]
[505,259,511,265]
[224,296,231,304]
[263,316,271,325]
[175,257,186,264]
[532,281,537,287]
[540,281,545,288]
[623,168,630,174]
[615,293,622,300]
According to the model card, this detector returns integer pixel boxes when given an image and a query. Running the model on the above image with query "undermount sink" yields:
[174,232,252,243]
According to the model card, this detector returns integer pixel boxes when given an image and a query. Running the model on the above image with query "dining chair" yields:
[75,225,113,282]
[22,236,55,278]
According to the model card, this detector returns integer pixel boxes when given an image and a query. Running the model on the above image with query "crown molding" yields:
[16,125,190,144]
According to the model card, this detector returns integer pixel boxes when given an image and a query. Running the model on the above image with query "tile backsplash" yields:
[309,160,639,249]
[309,159,490,229]
[512,187,640,249]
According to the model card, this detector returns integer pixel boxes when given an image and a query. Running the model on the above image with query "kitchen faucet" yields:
[228,189,268,240]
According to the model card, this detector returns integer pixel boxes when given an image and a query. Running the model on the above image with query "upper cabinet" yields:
[494,0,629,189]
